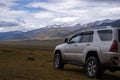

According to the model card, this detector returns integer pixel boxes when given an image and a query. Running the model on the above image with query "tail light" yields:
[109,40,118,52]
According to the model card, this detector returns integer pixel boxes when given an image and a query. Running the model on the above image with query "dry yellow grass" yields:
[0,40,120,80]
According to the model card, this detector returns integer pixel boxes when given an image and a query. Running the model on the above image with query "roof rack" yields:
[83,26,112,32]
[94,26,112,29]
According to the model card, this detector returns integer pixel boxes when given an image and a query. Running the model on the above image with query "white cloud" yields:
[0,0,26,22]
[27,0,120,24]
[0,28,4,32]
[0,0,120,32]
[27,0,84,11]
[53,17,79,23]
[0,0,40,32]
[33,12,54,19]
[85,0,120,2]
[0,0,17,7]
[102,7,120,16]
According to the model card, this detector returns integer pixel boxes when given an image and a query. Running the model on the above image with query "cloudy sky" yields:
[0,0,120,32]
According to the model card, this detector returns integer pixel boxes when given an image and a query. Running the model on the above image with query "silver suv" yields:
[53,26,120,78]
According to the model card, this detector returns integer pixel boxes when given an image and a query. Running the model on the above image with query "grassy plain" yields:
[0,39,120,80]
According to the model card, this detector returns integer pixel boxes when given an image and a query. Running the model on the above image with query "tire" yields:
[85,56,104,78]
[54,53,64,69]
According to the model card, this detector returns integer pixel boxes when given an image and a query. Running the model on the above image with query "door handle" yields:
[86,44,90,46]
[74,45,77,47]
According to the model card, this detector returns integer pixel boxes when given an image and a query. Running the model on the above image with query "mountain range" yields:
[0,19,120,40]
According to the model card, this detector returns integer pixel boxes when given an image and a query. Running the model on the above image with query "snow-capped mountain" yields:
[45,23,76,29]
[84,19,116,27]
[0,19,119,40]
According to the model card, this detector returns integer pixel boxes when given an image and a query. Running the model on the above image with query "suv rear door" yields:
[78,31,94,57]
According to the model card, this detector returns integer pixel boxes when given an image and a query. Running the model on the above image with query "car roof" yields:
[75,26,120,35]
[84,26,120,31]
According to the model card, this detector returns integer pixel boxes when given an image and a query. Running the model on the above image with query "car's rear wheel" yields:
[54,53,64,69]
[85,56,104,78]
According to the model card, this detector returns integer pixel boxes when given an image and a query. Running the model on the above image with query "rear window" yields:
[98,30,112,41]
[118,30,120,42]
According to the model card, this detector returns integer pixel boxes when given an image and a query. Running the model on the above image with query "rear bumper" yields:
[100,52,120,67]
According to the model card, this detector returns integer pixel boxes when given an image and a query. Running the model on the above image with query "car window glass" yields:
[69,35,81,43]
[98,30,112,41]
[80,33,93,43]
[89,34,93,42]
[118,30,120,42]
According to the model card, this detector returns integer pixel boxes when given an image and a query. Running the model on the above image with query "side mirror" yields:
[64,38,68,43]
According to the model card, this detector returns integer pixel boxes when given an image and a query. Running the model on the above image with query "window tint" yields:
[118,30,120,42]
[80,32,93,43]
[69,35,81,43]
[98,30,112,41]
[89,34,93,42]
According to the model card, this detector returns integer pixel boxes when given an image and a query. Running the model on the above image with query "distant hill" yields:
[0,19,119,40]
[0,31,24,40]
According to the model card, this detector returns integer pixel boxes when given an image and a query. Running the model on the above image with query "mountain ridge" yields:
[0,19,119,40]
